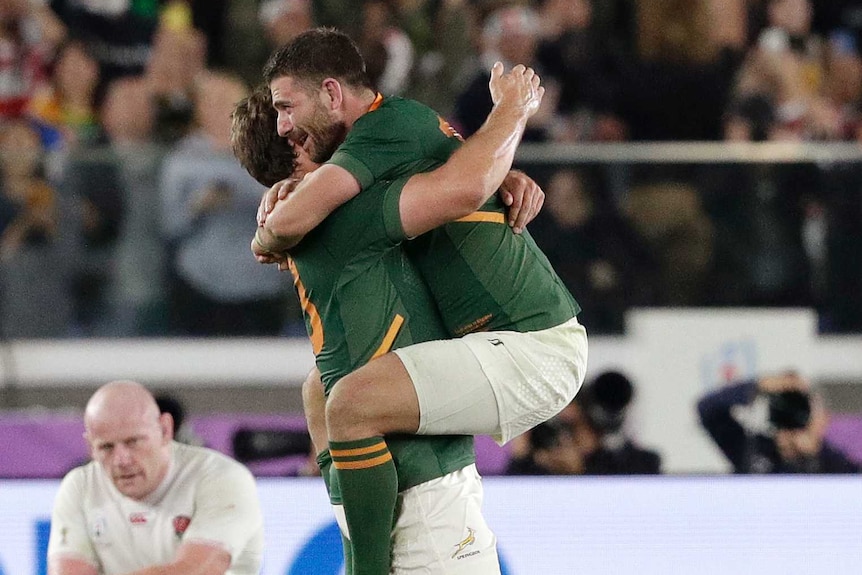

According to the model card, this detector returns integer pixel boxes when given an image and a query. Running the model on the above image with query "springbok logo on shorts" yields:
[451,527,476,559]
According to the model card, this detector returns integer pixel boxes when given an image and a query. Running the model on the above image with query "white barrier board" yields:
[2,475,861,575]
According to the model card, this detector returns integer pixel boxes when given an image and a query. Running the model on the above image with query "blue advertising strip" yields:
[287,521,510,574]
[36,520,51,575]
[287,522,345,574]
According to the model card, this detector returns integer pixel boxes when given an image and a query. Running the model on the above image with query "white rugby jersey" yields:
[47,442,264,575]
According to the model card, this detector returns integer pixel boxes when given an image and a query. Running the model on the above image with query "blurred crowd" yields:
[2,0,862,339]
[507,369,860,476]
[151,368,861,477]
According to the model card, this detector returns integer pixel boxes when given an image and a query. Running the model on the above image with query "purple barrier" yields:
[0,413,89,479]
[190,413,310,477]
[0,412,513,478]
[13,411,857,478]
[825,415,862,464]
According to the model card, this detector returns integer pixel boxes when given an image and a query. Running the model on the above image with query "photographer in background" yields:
[697,372,860,473]
[507,371,662,475]
[577,371,662,474]
[505,407,594,475]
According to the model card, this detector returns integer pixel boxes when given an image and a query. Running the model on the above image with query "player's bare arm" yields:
[255,141,322,227]
[48,556,99,575]
[398,62,544,238]
[122,541,231,575]
[255,162,360,252]
[253,64,541,255]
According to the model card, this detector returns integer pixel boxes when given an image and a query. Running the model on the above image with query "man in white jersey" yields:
[47,381,264,575]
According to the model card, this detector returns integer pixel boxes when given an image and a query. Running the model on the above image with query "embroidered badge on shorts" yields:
[173,515,192,539]
[451,526,478,559]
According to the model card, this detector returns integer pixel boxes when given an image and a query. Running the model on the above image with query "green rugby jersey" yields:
[328,96,581,336]
[289,180,474,493]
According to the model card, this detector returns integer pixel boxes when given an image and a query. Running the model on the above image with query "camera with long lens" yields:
[767,390,811,430]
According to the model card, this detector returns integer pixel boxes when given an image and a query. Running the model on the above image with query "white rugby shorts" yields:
[333,464,500,574]
[395,316,588,444]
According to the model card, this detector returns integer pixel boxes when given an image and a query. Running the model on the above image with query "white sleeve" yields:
[181,460,263,559]
[47,470,100,569]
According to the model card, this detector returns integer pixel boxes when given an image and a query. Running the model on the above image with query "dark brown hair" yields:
[230,86,296,187]
[262,27,374,91]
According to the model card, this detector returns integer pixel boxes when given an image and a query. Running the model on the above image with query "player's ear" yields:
[159,412,175,443]
[321,78,343,110]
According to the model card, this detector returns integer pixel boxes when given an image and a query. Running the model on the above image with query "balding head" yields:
[85,380,161,430]
[85,381,174,500]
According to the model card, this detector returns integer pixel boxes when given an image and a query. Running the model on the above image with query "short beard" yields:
[311,120,348,163]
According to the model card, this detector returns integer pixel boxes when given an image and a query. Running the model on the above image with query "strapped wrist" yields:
[254,227,276,253]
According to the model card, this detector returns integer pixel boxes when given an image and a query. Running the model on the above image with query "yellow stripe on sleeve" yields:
[454,211,506,224]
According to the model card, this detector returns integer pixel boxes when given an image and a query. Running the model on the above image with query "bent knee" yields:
[325,374,376,437]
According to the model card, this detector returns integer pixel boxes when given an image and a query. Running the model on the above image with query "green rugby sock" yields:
[342,533,355,575]
[330,436,397,575]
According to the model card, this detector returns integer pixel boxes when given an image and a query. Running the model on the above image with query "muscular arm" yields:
[256,63,541,252]
[257,163,360,252]
[48,542,229,575]
[122,542,231,575]
[48,557,99,575]
[398,63,542,238]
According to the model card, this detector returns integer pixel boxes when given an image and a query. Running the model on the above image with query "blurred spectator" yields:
[505,413,592,475]
[26,38,101,152]
[98,76,168,335]
[819,160,862,332]
[0,0,63,119]
[58,147,125,336]
[259,0,313,48]
[402,0,478,118]
[623,179,714,305]
[358,0,414,95]
[529,168,658,334]
[507,371,661,475]
[159,71,289,337]
[0,118,72,337]
[614,0,745,140]
[535,0,626,141]
[724,38,823,141]
[724,0,862,142]
[698,371,861,473]
[144,25,206,145]
[155,392,204,446]
[186,0,229,69]
[824,31,862,140]
[576,370,662,474]
[716,3,833,310]
[0,118,56,262]
[699,160,817,308]
[453,4,560,141]
[761,0,818,51]
[719,16,830,307]
[811,0,862,50]
[48,0,160,86]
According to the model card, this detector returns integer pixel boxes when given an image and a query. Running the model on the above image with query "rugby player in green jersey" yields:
[246,28,588,575]
[233,89,509,574]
